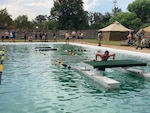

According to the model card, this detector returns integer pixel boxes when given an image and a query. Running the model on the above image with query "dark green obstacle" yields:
[84,60,147,69]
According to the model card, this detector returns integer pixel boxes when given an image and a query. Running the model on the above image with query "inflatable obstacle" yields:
[35,48,58,51]
[74,67,120,89]
[35,47,51,49]
[84,60,147,69]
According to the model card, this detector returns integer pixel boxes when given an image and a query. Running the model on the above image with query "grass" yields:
[84,39,122,46]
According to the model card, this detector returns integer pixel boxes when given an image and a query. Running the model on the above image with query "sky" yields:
[0,0,135,21]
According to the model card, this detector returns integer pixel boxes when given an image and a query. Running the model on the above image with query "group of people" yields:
[22,31,33,42]
[65,31,84,44]
[119,29,147,49]
[22,30,49,42]
[1,30,16,42]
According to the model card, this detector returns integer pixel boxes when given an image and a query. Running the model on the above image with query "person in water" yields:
[95,50,115,61]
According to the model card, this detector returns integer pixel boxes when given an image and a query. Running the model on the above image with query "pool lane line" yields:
[39,51,46,55]
[65,50,78,56]
[64,49,88,56]
[56,60,71,69]
[66,49,88,52]
[0,47,5,85]
[37,51,72,69]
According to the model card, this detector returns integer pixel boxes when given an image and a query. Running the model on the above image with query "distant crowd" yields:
[1,30,16,42]
[65,31,84,44]
[1,30,49,42]
[97,29,150,50]
[1,30,84,43]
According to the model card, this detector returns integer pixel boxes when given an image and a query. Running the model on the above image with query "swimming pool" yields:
[0,42,150,113]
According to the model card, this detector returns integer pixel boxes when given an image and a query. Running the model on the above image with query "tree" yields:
[103,12,112,25]
[128,0,150,23]
[14,15,32,29]
[47,21,59,30]
[89,12,112,29]
[109,12,142,30]
[0,8,13,29]
[50,0,88,30]
[33,15,48,30]
[35,15,47,23]
[112,7,122,15]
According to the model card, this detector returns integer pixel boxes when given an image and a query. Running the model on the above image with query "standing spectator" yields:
[132,30,138,45]
[39,31,42,41]
[44,32,48,42]
[77,31,80,41]
[136,29,144,49]
[80,32,84,43]
[34,31,38,40]
[42,32,46,41]
[72,31,76,42]
[5,30,10,42]
[53,32,57,42]
[98,31,102,46]
[65,31,70,44]
[23,31,27,42]
[127,32,133,45]
[10,30,16,42]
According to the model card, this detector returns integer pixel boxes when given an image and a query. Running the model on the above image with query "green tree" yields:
[103,12,112,25]
[0,8,13,29]
[112,7,122,15]
[14,15,32,29]
[35,15,47,23]
[89,12,112,29]
[47,21,59,30]
[33,15,48,30]
[109,12,142,30]
[50,0,88,30]
[128,0,150,23]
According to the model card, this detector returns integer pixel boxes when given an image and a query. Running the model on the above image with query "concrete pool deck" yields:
[0,41,149,54]
[73,42,150,54]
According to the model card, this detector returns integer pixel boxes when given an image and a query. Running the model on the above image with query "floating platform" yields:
[123,67,150,81]
[75,67,120,89]
[35,47,51,49]
[84,60,150,81]
[84,60,147,69]
[35,48,58,51]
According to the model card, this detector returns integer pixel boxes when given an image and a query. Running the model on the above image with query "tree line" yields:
[0,0,150,31]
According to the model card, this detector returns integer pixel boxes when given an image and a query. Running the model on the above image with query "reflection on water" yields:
[0,44,150,113]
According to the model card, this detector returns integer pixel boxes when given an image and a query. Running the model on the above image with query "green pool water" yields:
[0,43,150,113]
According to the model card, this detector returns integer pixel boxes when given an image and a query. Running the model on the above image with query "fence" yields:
[0,29,98,40]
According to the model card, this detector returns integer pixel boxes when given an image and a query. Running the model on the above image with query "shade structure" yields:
[98,21,131,41]
[99,21,131,32]
[144,26,150,32]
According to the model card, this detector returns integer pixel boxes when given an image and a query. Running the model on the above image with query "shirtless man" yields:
[65,31,70,44]
[95,50,115,61]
